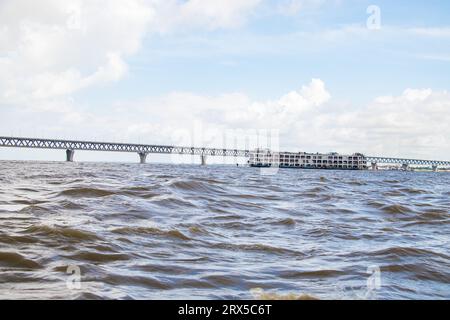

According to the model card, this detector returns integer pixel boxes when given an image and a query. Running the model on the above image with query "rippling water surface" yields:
[0,161,449,299]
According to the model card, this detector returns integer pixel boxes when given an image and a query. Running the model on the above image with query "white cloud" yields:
[0,0,152,104]
[277,0,327,16]
[0,0,262,105]
[150,0,262,33]
[410,27,450,38]
[0,79,331,148]
[325,88,450,159]
[145,78,330,132]
[1,1,448,106]
[9,79,449,160]
[116,82,449,160]
[402,88,433,102]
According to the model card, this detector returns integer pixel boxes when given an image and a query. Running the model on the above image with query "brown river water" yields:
[0,161,449,299]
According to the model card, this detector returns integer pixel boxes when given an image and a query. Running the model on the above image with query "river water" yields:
[0,161,449,299]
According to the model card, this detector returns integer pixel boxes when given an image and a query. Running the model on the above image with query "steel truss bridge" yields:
[366,156,450,167]
[0,136,249,163]
[1,136,449,168]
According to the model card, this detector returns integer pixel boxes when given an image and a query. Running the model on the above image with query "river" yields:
[0,161,449,299]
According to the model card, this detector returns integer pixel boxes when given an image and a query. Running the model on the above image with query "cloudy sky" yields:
[1,0,450,163]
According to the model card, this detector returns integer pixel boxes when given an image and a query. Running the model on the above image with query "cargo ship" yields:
[248,149,367,170]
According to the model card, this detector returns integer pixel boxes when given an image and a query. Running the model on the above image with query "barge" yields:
[248,149,367,170]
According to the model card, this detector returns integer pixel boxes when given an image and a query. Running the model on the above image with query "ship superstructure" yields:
[248,149,367,170]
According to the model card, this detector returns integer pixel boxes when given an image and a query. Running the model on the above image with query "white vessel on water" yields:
[248,149,367,170]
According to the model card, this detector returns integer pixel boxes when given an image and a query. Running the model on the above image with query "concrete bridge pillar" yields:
[402,163,409,171]
[371,162,378,171]
[432,165,438,172]
[200,154,207,166]
[66,149,75,162]
[138,152,148,164]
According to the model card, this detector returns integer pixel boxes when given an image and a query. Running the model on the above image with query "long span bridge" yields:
[0,136,249,164]
[1,136,449,170]
[366,156,450,171]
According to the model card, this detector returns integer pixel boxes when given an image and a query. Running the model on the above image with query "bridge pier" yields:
[200,155,207,166]
[138,152,148,164]
[371,162,378,171]
[402,163,409,171]
[432,165,438,172]
[66,149,74,162]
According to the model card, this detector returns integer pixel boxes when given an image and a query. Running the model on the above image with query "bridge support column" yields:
[432,165,438,172]
[402,163,409,171]
[200,155,207,166]
[371,162,378,171]
[66,149,74,162]
[138,152,148,164]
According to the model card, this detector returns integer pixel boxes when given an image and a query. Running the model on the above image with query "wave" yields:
[0,234,39,245]
[397,187,428,195]
[188,225,210,235]
[273,218,296,226]
[380,204,412,214]
[211,242,303,256]
[102,274,172,289]
[150,195,197,208]
[23,225,100,241]
[200,274,241,287]
[347,180,367,186]
[0,251,41,269]
[419,209,449,220]
[57,188,116,198]
[306,186,331,193]
[368,247,449,260]
[167,179,226,194]
[278,269,344,279]
[381,263,450,282]
[121,189,159,199]
[66,251,131,263]
[111,226,191,241]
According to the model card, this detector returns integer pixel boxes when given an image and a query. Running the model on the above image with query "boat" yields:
[248,149,367,170]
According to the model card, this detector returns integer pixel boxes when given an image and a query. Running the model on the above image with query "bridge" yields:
[0,136,249,164]
[365,156,450,172]
[0,136,449,170]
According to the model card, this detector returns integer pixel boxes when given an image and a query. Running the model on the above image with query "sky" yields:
[1,0,450,163]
